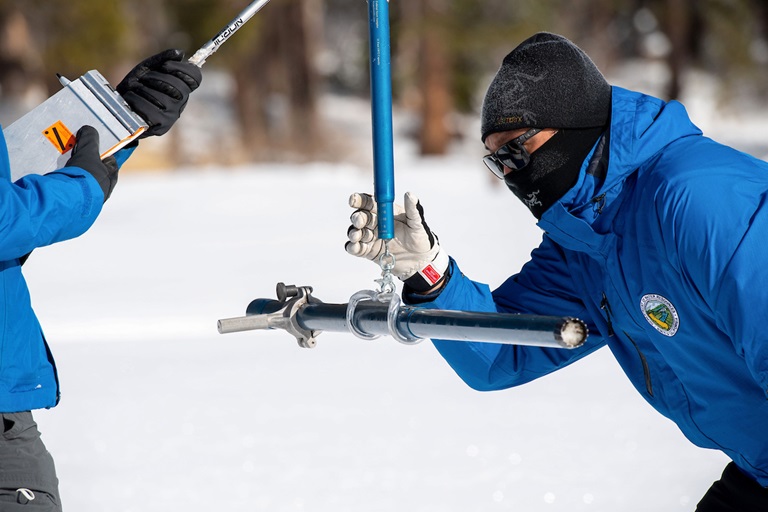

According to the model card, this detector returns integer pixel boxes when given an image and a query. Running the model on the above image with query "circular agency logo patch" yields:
[640,294,679,336]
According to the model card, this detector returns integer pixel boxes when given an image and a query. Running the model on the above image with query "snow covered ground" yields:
[22,76,768,512]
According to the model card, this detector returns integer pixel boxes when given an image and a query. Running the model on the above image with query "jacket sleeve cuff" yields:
[403,257,454,304]
[402,246,450,293]
[113,140,138,168]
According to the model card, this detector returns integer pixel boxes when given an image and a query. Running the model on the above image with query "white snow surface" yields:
[24,87,767,511]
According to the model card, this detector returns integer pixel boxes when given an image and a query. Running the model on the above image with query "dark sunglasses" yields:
[482,128,542,179]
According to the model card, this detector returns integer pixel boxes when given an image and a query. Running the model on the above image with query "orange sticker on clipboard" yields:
[43,121,76,154]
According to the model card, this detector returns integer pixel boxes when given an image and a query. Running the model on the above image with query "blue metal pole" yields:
[367,0,395,240]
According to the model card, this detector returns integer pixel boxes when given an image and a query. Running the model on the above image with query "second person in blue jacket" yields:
[0,49,201,511]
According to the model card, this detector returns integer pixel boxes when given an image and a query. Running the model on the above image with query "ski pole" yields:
[4,0,275,179]
[367,0,395,240]
[188,0,274,67]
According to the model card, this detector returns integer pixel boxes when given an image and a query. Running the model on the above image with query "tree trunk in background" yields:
[418,0,452,155]
[665,0,691,100]
[286,0,321,143]
[556,0,620,72]
[234,25,273,159]
[0,4,44,126]
[234,0,321,161]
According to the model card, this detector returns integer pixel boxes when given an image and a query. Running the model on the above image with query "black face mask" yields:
[504,126,605,219]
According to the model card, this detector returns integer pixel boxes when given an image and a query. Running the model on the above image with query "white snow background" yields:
[22,66,768,512]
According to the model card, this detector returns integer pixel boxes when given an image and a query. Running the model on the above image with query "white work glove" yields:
[346,192,449,293]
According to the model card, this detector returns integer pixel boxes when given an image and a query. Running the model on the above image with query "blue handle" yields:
[367,0,395,240]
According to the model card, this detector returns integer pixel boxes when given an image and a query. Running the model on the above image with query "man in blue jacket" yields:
[345,33,768,511]
[0,49,200,510]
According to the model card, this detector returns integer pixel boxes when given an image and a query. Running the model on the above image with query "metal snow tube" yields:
[220,298,588,350]
[367,0,396,240]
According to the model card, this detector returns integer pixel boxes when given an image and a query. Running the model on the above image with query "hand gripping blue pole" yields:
[367,0,395,240]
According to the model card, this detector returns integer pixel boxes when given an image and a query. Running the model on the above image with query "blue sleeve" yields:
[418,239,606,391]
[0,132,137,260]
[1,165,105,260]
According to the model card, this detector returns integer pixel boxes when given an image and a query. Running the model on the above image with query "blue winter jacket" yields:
[0,131,134,413]
[423,86,768,486]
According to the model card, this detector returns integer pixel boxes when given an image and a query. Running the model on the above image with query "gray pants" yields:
[0,412,61,511]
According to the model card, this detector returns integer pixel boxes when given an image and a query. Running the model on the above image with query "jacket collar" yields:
[536,86,702,256]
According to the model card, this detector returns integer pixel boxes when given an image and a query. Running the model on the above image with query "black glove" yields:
[116,49,202,138]
[65,126,118,202]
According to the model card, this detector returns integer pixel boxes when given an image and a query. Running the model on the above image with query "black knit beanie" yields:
[481,32,611,142]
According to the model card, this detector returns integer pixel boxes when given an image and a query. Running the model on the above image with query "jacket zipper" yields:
[600,293,654,398]
[600,293,615,336]
[625,332,654,397]
[592,193,607,217]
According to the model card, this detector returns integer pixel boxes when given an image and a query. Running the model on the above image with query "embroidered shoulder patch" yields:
[640,294,679,337]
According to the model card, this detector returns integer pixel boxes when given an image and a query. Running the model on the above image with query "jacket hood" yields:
[538,86,703,250]
[601,86,702,190]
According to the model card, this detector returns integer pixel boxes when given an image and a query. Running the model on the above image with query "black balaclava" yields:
[504,126,605,218]
[481,32,611,218]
